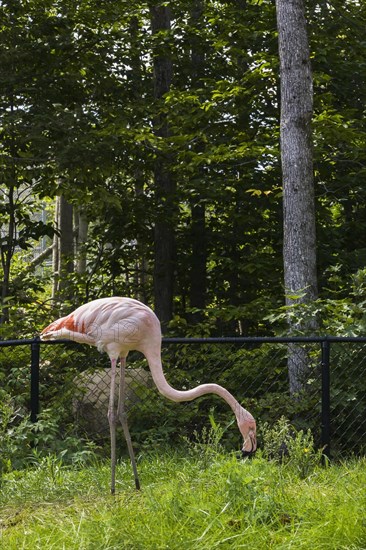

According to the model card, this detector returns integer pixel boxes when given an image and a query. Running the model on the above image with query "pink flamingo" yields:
[41,297,257,492]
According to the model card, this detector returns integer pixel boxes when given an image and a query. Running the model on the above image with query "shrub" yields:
[0,391,98,481]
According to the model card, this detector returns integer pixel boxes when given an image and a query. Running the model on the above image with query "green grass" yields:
[0,451,365,549]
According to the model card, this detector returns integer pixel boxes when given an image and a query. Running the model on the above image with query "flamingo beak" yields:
[241,429,257,458]
[241,448,255,458]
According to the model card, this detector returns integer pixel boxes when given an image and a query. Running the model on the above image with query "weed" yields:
[182,408,232,466]
[261,416,324,478]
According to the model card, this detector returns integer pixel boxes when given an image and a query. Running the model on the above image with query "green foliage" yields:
[261,416,324,479]
[264,278,366,457]
[182,410,230,466]
[0,392,29,477]
[0,0,365,332]
[0,342,101,478]
[0,393,98,481]
[265,267,366,336]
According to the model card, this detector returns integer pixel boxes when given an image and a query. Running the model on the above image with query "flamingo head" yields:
[237,408,257,457]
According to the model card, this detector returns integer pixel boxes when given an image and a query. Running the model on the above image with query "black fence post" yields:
[321,339,331,459]
[30,337,40,423]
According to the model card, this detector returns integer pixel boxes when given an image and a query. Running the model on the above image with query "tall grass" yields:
[1,444,365,549]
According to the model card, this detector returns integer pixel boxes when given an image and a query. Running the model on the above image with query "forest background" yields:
[1,0,366,340]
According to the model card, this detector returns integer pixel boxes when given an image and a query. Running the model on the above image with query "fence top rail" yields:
[0,338,39,347]
[1,335,366,347]
[163,336,366,344]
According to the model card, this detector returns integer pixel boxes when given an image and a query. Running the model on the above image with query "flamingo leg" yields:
[117,357,140,490]
[107,357,118,495]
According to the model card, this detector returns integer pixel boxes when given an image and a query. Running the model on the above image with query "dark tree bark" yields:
[149,2,176,329]
[74,207,88,275]
[59,195,74,276]
[276,0,318,393]
[0,184,16,324]
[189,0,207,318]
[129,16,149,304]
[189,202,207,312]
[51,196,60,302]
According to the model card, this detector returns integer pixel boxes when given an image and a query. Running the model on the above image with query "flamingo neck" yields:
[144,351,253,424]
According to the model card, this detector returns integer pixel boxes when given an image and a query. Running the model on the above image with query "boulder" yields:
[73,367,153,435]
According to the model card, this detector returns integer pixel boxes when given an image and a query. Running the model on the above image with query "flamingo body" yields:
[41,297,160,359]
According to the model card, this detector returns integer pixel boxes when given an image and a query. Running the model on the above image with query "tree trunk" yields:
[129,16,149,304]
[149,2,176,329]
[0,185,15,324]
[135,171,149,304]
[189,202,207,312]
[189,0,207,319]
[53,195,74,304]
[51,196,60,302]
[74,207,88,275]
[276,0,318,394]
[59,196,74,275]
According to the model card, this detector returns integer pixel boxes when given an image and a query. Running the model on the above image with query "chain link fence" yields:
[1,337,365,457]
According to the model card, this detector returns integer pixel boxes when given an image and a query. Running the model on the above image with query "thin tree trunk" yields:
[74,207,88,274]
[59,196,74,275]
[134,171,149,303]
[52,196,60,302]
[0,185,15,324]
[1,94,17,324]
[189,203,206,312]
[276,0,318,394]
[54,195,74,303]
[149,2,176,329]
[129,16,149,303]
